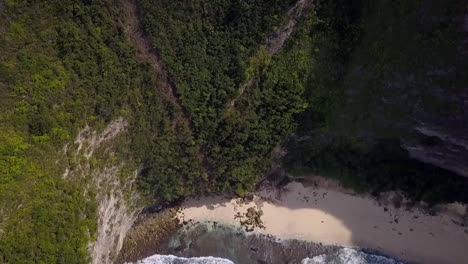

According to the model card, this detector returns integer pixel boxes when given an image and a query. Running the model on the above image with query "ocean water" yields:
[302,248,404,264]
[131,254,234,264]
[131,248,403,264]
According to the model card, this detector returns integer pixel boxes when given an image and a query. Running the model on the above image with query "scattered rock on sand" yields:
[238,206,265,232]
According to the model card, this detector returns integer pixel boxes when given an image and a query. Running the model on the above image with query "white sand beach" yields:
[177,180,468,264]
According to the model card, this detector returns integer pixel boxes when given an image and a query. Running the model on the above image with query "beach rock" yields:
[239,207,265,231]
[156,223,341,264]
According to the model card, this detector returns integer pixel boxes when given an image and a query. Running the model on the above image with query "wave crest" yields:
[302,248,404,264]
[129,254,234,264]
[131,248,403,264]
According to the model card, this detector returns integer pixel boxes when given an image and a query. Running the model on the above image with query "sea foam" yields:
[131,248,403,264]
[129,254,234,264]
[302,248,404,264]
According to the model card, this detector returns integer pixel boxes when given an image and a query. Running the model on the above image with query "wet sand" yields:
[178,181,468,264]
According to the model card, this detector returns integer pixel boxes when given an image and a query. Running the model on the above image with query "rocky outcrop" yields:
[404,126,468,178]
[116,210,181,264]
[89,167,140,264]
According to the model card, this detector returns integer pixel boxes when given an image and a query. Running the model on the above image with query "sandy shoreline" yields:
[177,180,468,264]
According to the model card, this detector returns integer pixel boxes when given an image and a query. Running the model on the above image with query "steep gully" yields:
[123,0,314,121]
[229,0,314,109]
[120,0,198,134]
[120,0,313,174]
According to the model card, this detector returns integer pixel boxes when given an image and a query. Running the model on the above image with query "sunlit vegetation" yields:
[0,0,200,262]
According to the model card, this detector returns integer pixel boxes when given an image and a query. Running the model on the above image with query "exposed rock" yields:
[403,126,468,178]
[62,118,141,264]
[116,210,181,264]
[155,222,341,264]
[238,206,266,232]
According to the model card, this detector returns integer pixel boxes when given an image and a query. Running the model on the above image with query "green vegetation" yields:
[132,97,205,200]
[139,0,468,203]
[1,0,467,262]
[0,0,200,262]
[0,130,93,263]
[138,0,295,141]
[138,0,310,195]
[135,0,341,199]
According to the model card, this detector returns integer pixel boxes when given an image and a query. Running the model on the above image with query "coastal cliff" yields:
[1,0,467,263]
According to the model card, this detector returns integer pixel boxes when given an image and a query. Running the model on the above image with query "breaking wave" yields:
[129,255,234,264]
[302,248,404,264]
[130,248,403,264]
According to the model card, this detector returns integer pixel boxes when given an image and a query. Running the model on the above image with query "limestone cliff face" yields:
[63,118,142,264]
[403,124,468,178]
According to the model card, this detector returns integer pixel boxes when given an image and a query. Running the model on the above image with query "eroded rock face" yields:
[403,126,468,178]
[89,167,140,264]
[116,210,182,264]
[392,45,468,177]
[63,118,141,264]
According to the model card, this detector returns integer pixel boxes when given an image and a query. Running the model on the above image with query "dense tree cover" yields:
[138,0,295,142]
[205,18,314,195]
[284,0,468,204]
[137,0,311,195]
[138,0,468,203]
[132,90,205,200]
[0,129,93,263]
[0,0,202,262]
